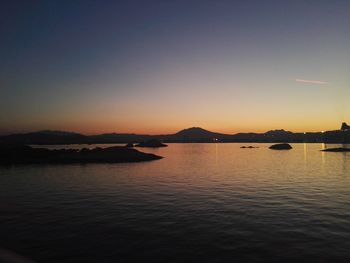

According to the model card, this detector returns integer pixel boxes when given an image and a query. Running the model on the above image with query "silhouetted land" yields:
[321,148,350,152]
[269,143,293,150]
[136,139,168,148]
[1,125,350,145]
[0,144,162,165]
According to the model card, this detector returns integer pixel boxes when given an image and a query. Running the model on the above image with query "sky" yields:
[1,0,349,135]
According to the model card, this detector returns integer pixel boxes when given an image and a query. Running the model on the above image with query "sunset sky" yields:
[1,0,349,135]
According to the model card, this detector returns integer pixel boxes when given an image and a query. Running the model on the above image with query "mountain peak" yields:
[175,127,213,136]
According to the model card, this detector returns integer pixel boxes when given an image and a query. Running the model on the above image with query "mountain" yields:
[264,129,293,136]
[89,133,152,143]
[175,127,221,137]
[0,130,87,145]
[163,127,232,142]
[231,129,309,142]
[1,125,349,144]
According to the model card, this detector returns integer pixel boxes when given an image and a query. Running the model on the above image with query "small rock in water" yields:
[269,143,292,150]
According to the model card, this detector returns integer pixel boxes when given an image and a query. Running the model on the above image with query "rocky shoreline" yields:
[0,144,163,165]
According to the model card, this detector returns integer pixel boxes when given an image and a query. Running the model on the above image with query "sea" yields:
[1,143,350,262]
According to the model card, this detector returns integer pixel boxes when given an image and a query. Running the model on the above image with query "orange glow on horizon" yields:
[1,119,342,136]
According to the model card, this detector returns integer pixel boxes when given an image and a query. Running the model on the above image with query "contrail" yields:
[295,79,328,85]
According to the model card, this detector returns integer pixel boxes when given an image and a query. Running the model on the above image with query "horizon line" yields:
[0,125,345,137]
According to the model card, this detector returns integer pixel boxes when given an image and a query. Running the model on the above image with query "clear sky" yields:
[1,0,349,135]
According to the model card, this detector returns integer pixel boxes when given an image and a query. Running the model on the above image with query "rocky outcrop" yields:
[136,139,167,148]
[0,144,162,165]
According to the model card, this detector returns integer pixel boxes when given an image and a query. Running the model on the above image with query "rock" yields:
[0,144,163,164]
[269,143,292,150]
[341,122,350,131]
[321,147,350,152]
[136,139,168,148]
[125,142,134,147]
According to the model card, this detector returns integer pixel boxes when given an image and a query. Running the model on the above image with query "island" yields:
[269,143,293,150]
[135,139,168,148]
[0,144,163,165]
[321,148,350,152]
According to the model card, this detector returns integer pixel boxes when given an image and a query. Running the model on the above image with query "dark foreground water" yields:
[1,143,350,262]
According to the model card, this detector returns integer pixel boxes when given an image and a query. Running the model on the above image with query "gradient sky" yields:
[1,0,349,135]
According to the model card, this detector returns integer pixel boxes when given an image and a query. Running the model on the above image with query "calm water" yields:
[1,143,350,262]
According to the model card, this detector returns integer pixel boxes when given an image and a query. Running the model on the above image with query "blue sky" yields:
[1,0,349,134]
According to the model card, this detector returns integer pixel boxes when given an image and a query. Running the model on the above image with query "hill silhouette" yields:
[175,127,222,137]
[167,127,232,142]
[0,130,87,145]
[0,125,349,144]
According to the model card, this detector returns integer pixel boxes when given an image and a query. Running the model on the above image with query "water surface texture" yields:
[1,143,350,262]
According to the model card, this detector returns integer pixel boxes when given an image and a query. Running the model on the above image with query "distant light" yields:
[321,131,325,133]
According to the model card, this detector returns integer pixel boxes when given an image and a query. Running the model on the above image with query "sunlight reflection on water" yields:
[1,143,350,262]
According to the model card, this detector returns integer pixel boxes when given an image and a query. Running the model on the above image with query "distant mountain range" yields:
[1,126,349,144]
